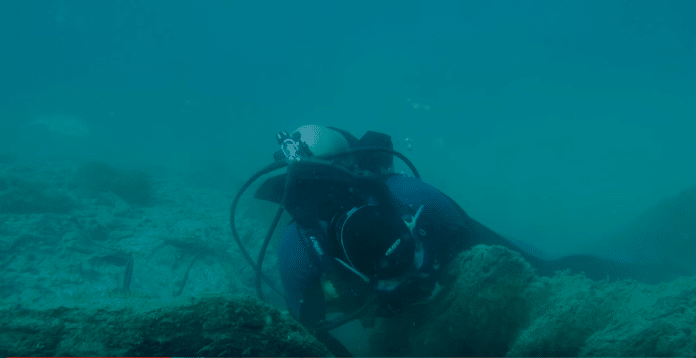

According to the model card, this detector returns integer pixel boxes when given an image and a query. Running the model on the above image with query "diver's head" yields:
[291,125,350,157]
[333,205,423,291]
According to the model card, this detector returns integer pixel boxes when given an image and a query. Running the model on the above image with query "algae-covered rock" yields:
[375,244,696,356]
[0,295,331,357]
[578,279,696,356]
[507,272,623,356]
[410,244,537,356]
[508,262,696,356]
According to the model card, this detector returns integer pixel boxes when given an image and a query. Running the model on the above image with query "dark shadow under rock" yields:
[0,295,331,357]
[610,184,696,273]
[0,175,75,214]
[74,161,152,206]
[0,152,17,165]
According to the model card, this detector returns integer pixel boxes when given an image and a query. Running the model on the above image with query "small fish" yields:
[31,115,91,137]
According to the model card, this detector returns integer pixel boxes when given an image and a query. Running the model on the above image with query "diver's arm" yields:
[278,222,354,356]
[278,222,339,328]
[278,222,325,322]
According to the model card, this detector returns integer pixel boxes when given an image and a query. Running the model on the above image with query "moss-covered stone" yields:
[371,244,696,356]
[0,295,331,357]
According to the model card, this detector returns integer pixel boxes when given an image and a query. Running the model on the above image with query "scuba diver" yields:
[230,125,693,356]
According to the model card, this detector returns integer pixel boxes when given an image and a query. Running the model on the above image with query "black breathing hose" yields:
[229,160,287,297]
[255,206,284,300]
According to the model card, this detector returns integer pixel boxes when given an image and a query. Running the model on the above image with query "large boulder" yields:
[373,244,696,356]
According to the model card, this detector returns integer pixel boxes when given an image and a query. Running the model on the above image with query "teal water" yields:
[0,1,695,354]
